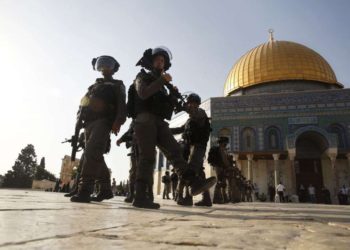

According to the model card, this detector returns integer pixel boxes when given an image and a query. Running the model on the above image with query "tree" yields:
[3,144,37,188]
[34,157,56,181]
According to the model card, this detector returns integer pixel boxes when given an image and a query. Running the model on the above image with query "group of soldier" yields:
[64,46,254,209]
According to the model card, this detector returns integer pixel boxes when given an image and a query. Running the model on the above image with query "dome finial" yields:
[268,28,274,42]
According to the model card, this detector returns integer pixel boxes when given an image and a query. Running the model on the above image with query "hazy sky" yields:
[0,0,349,182]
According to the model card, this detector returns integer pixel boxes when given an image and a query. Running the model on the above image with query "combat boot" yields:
[133,181,160,209]
[90,182,114,202]
[182,169,216,196]
[223,190,230,204]
[90,189,113,202]
[195,191,212,207]
[70,184,93,203]
[177,195,193,206]
[213,186,224,204]
[64,187,77,197]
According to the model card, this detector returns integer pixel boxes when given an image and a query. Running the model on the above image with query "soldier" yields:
[170,169,178,200]
[162,171,171,199]
[208,137,231,204]
[70,55,127,203]
[226,156,241,203]
[116,122,137,203]
[171,93,213,207]
[246,180,253,202]
[130,46,216,209]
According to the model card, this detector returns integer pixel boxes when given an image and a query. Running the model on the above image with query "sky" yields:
[0,0,349,182]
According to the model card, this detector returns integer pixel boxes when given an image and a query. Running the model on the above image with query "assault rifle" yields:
[62,107,86,162]
[164,82,187,114]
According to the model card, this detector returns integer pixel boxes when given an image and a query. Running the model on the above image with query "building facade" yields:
[154,35,350,203]
[60,155,80,185]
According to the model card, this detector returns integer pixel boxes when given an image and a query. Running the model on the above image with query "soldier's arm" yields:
[135,75,167,100]
[114,81,127,126]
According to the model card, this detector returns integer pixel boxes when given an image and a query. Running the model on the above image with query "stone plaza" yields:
[0,189,349,249]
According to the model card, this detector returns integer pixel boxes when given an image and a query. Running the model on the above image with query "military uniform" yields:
[170,170,178,200]
[208,141,231,204]
[132,70,189,208]
[72,78,126,202]
[117,122,137,203]
[131,47,216,209]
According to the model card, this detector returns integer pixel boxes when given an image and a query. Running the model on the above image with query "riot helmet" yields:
[92,55,120,73]
[136,46,172,71]
[218,136,229,145]
[186,93,201,105]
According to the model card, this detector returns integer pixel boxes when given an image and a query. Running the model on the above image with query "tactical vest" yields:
[182,117,211,146]
[80,78,120,121]
[132,70,174,120]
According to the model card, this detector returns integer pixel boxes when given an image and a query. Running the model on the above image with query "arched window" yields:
[265,127,281,150]
[328,124,347,149]
[242,128,256,151]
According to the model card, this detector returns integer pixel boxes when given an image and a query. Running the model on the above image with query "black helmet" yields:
[187,93,201,104]
[136,46,172,71]
[92,55,120,72]
[218,136,229,144]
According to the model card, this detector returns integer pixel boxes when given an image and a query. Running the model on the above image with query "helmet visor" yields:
[152,46,173,61]
[95,56,116,71]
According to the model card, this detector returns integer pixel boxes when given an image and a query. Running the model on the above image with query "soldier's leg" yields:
[133,118,159,209]
[71,119,110,203]
[213,168,225,204]
[156,120,216,196]
[172,180,178,200]
[125,152,137,203]
[188,145,206,174]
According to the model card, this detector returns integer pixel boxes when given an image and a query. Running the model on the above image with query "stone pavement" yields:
[0,189,350,250]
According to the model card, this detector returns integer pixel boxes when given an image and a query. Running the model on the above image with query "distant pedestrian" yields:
[111,178,117,195]
[162,171,171,200]
[298,184,307,202]
[308,184,316,203]
[321,186,331,204]
[276,182,285,202]
[170,169,178,200]
[253,183,259,201]
[339,185,348,205]
[268,184,275,202]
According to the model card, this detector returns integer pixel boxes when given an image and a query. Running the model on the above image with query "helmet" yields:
[186,93,201,104]
[136,46,172,71]
[218,137,229,144]
[92,56,120,72]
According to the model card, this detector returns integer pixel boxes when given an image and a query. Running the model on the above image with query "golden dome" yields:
[224,39,340,96]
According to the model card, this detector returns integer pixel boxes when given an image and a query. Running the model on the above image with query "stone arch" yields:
[327,123,348,149]
[287,125,337,151]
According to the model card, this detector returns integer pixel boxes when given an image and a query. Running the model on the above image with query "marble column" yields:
[289,153,297,195]
[247,154,254,181]
[328,153,338,199]
[272,154,280,188]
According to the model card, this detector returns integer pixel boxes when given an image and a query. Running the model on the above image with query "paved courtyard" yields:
[0,189,350,249]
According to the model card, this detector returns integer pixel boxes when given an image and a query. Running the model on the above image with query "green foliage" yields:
[34,157,56,181]
[3,146,56,188]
